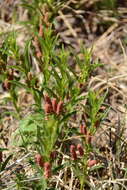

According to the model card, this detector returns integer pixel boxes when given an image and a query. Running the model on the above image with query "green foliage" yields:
[96,0,117,10]
[86,90,107,130]
[0,0,109,189]
[0,32,20,60]
[0,153,13,172]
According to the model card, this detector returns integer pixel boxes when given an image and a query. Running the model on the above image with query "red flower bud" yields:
[44,94,52,105]
[33,36,42,58]
[80,124,87,135]
[70,145,77,160]
[86,133,92,144]
[50,151,57,160]
[39,24,43,37]
[87,160,97,167]
[77,144,84,156]
[56,101,63,115]
[35,154,44,168]
[95,120,100,128]
[51,98,57,113]
[44,103,52,114]
[44,162,52,178]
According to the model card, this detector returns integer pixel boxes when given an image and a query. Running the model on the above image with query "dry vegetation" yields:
[0,0,127,189]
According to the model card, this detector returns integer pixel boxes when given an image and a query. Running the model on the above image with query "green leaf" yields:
[1,154,13,171]
[44,87,58,99]
[89,164,105,171]
[11,80,30,91]
[19,114,43,132]
[52,163,66,173]
[61,111,77,123]
[0,148,8,152]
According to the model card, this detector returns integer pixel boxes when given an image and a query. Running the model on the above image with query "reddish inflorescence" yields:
[45,103,53,114]
[77,144,84,156]
[70,144,84,160]
[86,133,92,144]
[52,98,57,113]
[33,36,42,59]
[44,94,63,115]
[33,10,51,59]
[50,151,57,160]
[44,162,52,179]
[35,154,52,178]
[44,94,52,105]
[87,159,97,167]
[79,124,92,145]
[35,154,44,168]
[70,145,77,160]
[56,100,63,115]
[80,124,87,135]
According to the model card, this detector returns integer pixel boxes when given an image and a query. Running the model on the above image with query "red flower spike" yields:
[39,24,43,37]
[95,120,100,128]
[44,162,52,178]
[33,36,42,58]
[44,103,52,114]
[50,151,57,160]
[80,124,87,135]
[87,160,97,167]
[35,154,44,168]
[51,98,57,113]
[44,94,52,105]
[77,144,84,156]
[56,101,63,115]
[86,133,92,145]
[70,145,77,160]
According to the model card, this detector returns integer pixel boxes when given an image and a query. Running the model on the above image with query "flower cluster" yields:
[70,144,84,160]
[80,124,92,144]
[35,154,52,179]
[44,162,51,179]
[44,94,63,115]
[87,159,97,167]
[33,7,51,59]
[70,145,97,167]
[35,154,44,168]
[33,21,45,59]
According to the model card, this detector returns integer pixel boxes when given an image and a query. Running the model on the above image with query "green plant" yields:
[0,0,110,189]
